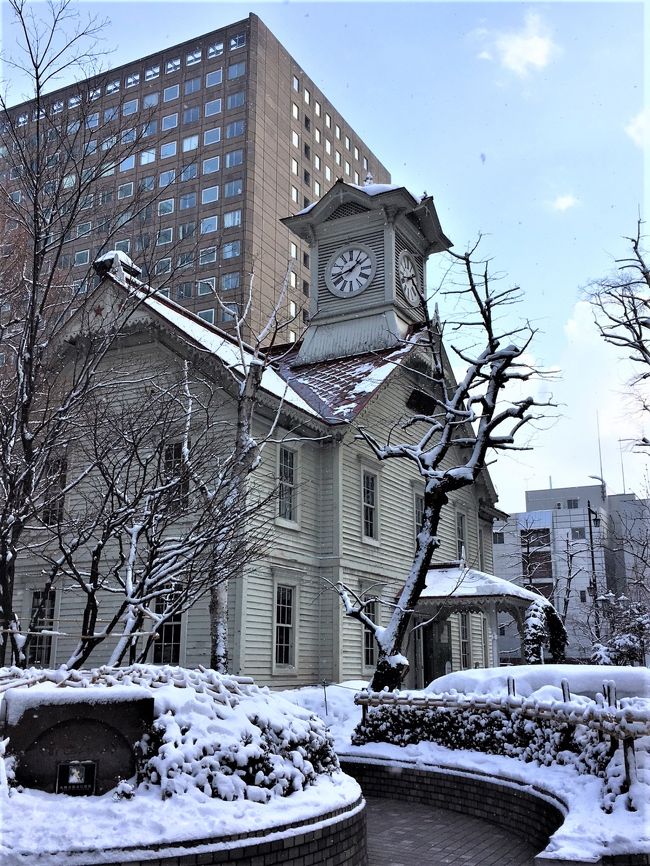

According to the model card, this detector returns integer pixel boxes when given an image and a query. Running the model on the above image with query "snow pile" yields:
[1,665,338,803]
[426,663,650,700]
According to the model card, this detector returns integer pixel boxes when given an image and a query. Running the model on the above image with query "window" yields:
[203,156,220,174]
[123,98,138,116]
[292,75,300,91]
[362,471,378,540]
[325,139,332,155]
[335,123,341,139]
[571,527,586,540]
[344,161,350,176]
[160,141,177,159]
[228,61,246,80]
[205,98,222,116]
[183,107,200,124]
[292,131,299,148]
[145,64,160,80]
[74,249,89,266]
[224,179,242,197]
[414,493,425,539]
[165,58,181,74]
[522,550,553,581]
[201,185,219,204]
[207,41,224,59]
[223,209,241,228]
[179,221,195,240]
[292,102,299,120]
[221,272,240,290]
[140,148,156,165]
[225,149,243,168]
[197,277,215,295]
[164,442,189,509]
[164,84,179,102]
[153,598,182,664]
[460,612,471,669]
[27,590,56,666]
[184,76,201,95]
[199,246,217,265]
[303,251,310,268]
[200,215,218,234]
[315,127,321,144]
[325,166,332,182]
[158,198,174,215]
[304,169,311,185]
[162,113,178,130]
[143,92,159,108]
[177,251,194,269]
[204,127,221,145]
[186,47,201,65]
[176,282,193,300]
[314,180,321,196]
[229,33,246,50]
[291,186,299,203]
[142,119,158,138]
[226,91,244,110]
[456,513,466,559]
[567,498,579,509]
[290,242,298,259]
[304,87,311,105]
[197,308,215,324]
[179,192,196,210]
[493,531,505,544]
[115,239,131,254]
[42,458,67,526]
[363,598,377,668]
[156,227,173,245]
[86,112,99,129]
[278,446,297,522]
[275,585,295,666]
[155,257,171,274]
[223,240,240,259]
[106,79,120,94]
[206,69,223,87]
[304,115,311,131]
[335,151,341,166]
[183,134,199,152]
[159,169,176,187]
[580,590,587,603]
[302,280,310,297]
[76,221,92,237]
[120,155,135,172]
[226,120,245,138]
[520,528,550,547]
[180,163,197,181]
[314,154,321,171]
[291,158,299,176]
[117,182,133,199]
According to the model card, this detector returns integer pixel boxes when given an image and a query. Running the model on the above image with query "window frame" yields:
[277,445,299,527]
[361,469,379,543]
[272,569,300,673]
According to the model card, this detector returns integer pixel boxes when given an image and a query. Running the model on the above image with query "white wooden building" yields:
[17,181,511,688]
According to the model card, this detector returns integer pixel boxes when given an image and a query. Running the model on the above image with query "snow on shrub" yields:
[0,665,338,801]
[353,704,612,778]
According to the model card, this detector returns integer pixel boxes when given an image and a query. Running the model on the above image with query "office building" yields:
[2,13,390,339]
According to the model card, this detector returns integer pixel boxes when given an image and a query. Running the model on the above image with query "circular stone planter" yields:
[35,795,367,866]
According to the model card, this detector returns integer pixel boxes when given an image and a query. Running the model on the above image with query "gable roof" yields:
[93,252,419,425]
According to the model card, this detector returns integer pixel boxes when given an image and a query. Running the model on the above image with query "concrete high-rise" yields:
[3,13,390,339]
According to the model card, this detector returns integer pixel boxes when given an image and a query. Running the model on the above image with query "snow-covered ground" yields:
[279,666,650,863]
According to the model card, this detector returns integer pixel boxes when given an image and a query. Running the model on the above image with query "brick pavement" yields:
[364,796,539,866]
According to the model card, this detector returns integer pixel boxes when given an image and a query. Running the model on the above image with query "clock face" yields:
[398,250,421,305]
[325,244,377,297]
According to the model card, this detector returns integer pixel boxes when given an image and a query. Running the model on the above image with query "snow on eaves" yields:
[294,182,409,216]
[421,561,548,605]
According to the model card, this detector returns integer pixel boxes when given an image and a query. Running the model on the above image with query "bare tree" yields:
[335,241,552,691]
[590,221,650,444]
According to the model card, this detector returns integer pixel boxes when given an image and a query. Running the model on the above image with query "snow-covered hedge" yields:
[1,665,338,802]
[353,704,612,777]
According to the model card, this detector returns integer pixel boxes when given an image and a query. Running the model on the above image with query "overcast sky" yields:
[2,0,646,512]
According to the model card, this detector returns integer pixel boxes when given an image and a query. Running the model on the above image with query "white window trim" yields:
[275,443,300,530]
[360,466,380,546]
[271,566,301,675]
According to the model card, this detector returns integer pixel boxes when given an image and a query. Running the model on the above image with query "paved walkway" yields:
[365,796,539,866]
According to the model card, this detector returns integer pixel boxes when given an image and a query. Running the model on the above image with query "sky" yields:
[1,0,647,513]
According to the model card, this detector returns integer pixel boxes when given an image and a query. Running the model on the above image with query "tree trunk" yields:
[369,488,447,691]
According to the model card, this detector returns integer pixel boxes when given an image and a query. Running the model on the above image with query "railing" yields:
[354,677,650,794]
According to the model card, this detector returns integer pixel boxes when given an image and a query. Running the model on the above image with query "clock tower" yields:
[282,180,451,364]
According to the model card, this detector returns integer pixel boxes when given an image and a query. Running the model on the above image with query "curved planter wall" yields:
[48,796,367,866]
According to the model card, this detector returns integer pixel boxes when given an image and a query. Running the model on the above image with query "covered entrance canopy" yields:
[411,561,544,688]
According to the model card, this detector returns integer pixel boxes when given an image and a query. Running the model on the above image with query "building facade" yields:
[15,182,506,688]
[2,13,390,341]
[493,483,643,662]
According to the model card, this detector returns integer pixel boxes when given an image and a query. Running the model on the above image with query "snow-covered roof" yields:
[294,182,404,215]
[421,561,546,606]
[270,334,422,423]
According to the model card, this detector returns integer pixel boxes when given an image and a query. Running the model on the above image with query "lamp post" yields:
[587,500,601,640]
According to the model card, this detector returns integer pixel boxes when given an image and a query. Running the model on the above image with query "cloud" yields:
[625,108,649,149]
[551,194,578,212]
[476,12,558,77]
